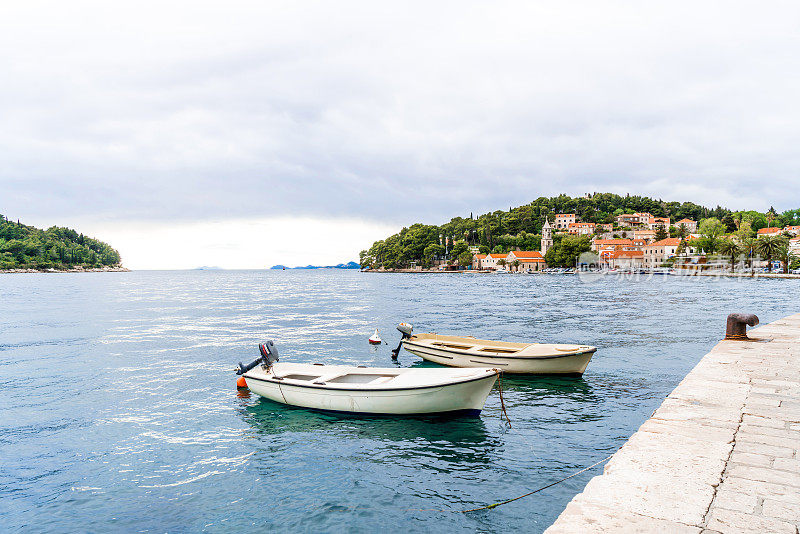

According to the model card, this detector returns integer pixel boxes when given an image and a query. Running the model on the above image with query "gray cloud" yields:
[2,0,799,230]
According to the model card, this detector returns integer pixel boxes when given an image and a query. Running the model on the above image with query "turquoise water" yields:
[1,270,797,532]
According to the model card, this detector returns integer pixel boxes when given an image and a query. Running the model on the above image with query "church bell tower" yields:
[541,219,553,256]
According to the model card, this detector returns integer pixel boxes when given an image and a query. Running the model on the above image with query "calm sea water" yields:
[1,270,798,533]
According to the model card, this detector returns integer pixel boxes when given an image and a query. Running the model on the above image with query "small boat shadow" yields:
[241,397,495,448]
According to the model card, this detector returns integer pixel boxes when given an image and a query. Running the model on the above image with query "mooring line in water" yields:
[408,452,615,514]
[456,453,615,513]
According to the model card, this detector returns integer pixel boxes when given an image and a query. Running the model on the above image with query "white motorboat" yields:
[392,324,596,375]
[236,341,499,416]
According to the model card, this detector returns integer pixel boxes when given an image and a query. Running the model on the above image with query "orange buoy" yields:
[236,376,248,388]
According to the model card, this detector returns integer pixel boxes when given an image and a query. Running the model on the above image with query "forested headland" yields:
[360,193,800,269]
[0,214,122,271]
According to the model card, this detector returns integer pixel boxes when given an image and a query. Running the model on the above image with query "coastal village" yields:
[395,211,800,274]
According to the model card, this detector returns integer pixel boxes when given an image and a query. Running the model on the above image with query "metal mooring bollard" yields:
[725,313,759,340]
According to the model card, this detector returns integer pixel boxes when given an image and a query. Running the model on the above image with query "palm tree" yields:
[766,206,778,227]
[718,238,742,273]
[497,258,507,269]
[512,259,520,272]
[756,236,785,272]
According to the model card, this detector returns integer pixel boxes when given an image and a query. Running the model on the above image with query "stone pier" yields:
[546,313,800,534]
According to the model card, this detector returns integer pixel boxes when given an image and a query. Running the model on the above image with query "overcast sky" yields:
[2,1,799,268]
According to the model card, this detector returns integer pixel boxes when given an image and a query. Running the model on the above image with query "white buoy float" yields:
[368,329,382,345]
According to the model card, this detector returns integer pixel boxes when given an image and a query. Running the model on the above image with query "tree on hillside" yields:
[655,225,669,241]
[698,218,726,254]
[544,235,592,267]
[451,241,469,259]
[766,206,778,227]
[735,221,754,240]
[781,208,800,226]
[721,214,737,233]
[699,217,725,238]
[423,243,444,267]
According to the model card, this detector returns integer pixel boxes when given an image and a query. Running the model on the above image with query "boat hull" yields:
[403,341,594,375]
[244,367,498,415]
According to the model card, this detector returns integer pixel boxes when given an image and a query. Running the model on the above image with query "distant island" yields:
[270,261,360,270]
[0,214,124,272]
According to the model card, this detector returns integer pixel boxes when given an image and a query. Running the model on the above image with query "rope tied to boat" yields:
[407,451,616,514]
[496,371,511,428]
[457,453,614,512]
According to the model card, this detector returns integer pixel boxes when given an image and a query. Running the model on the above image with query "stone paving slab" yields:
[545,313,800,533]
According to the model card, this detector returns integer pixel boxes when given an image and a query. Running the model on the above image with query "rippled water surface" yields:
[2,270,798,532]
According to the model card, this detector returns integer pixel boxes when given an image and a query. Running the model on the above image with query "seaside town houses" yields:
[434,213,797,273]
[642,238,697,269]
[568,222,596,235]
[554,213,576,229]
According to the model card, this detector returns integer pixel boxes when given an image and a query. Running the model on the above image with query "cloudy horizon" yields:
[2,1,799,268]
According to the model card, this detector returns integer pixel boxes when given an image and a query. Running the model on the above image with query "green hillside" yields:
[360,193,799,269]
[0,214,122,270]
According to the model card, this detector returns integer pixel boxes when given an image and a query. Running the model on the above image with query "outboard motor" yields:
[391,323,413,360]
[259,340,280,367]
[236,340,280,375]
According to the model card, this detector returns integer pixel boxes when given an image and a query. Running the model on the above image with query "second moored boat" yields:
[392,323,596,375]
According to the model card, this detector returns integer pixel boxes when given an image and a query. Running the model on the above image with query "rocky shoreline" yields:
[1,266,130,274]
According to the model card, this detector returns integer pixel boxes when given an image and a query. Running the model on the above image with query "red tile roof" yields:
[508,250,544,259]
[508,250,544,261]
[594,239,634,245]
[757,227,782,234]
[610,250,643,258]
[645,238,682,247]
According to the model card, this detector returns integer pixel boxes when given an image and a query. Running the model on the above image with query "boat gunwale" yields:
[403,339,597,360]
[244,368,499,392]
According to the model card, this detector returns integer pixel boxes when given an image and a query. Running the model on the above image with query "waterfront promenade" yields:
[546,313,800,533]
